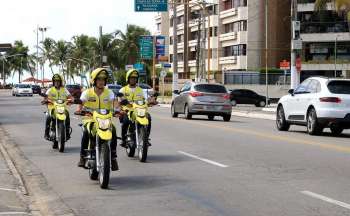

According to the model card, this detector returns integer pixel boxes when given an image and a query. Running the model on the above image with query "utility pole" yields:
[291,0,298,89]
[335,35,337,77]
[99,26,103,67]
[265,0,269,106]
[152,36,156,89]
[38,26,48,86]
[172,1,178,99]
[184,0,189,79]
[36,25,39,83]
[196,11,201,81]
[207,5,211,83]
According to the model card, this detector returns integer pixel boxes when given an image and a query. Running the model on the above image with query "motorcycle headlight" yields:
[56,106,65,114]
[136,108,146,117]
[136,100,145,106]
[57,99,64,104]
[96,118,111,130]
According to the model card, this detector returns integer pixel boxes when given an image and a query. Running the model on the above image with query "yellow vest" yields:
[47,87,68,110]
[83,88,113,111]
[121,85,144,101]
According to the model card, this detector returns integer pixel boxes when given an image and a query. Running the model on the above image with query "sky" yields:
[1,0,157,83]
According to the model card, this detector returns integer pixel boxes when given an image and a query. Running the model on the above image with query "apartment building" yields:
[158,0,291,83]
[297,0,350,79]
[155,11,170,58]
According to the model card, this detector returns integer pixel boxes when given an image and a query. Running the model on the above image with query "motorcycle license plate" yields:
[56,106,65,114]
[137,108,146,117]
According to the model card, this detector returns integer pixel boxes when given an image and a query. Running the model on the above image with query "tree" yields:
[41,38,57,75]
[315,0,350,23]
[6,41,30,83]
[53,40,72,81]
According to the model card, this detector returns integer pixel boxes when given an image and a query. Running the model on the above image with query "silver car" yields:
[171,82,232,121]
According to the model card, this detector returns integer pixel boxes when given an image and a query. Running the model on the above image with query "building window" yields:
[224,20,247,33]
[170,54,173,63]
[178,53,184,61]
[223,44,247,57]
[224,0,247,10]
[170,36,173,45]
[156,23,161,31]
[177,34,184,43]
[170,18,173,27]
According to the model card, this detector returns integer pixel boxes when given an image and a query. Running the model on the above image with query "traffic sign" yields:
[125,65,134,71]
[155,35,166,60]
[163,63,172,68]
[296,57,302,73]
[139,35,154,60]
[135,0,168,12]
[160,70,167,78]
[279,60,290,70]
[133,63,146,75]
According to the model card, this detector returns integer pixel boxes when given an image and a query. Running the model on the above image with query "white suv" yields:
[276,77,350,136]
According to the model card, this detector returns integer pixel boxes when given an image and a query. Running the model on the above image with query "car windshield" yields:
[18,84,31,88]
[108,85,122,89]
[328,81,350,94]
[66,85,80,89]
[139,84,151,89]
[194,84,227,93]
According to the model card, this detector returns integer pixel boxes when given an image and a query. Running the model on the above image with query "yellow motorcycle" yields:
[76,108,114,189]
[121,99,150,163]
[42,97,71,152]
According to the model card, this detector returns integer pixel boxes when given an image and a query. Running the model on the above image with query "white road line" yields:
[0,212,29,215]
[301,191,350,210]
[72,116,79,120]
[0,187,19,192]
[178,151,229,168]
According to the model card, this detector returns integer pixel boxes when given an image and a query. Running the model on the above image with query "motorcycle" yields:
[41,95,71,153]
[75,108,116,189]
[120,98,150,163]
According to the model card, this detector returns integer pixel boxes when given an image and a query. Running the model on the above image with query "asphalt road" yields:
[1,91,350,216]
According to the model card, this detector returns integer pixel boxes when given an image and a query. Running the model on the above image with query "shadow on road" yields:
[109,175,186,191]
[289,130,350,138]
[146,154,192,164]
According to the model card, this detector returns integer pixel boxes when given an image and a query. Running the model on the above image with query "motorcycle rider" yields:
[44,74,72,142]
[118,69,153,148]
[75,68,119,171]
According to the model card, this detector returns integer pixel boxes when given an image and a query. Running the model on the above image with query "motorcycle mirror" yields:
[116,92,124,97]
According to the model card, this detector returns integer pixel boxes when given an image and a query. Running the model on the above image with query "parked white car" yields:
[276,77,350,136]
[12,84,33,97]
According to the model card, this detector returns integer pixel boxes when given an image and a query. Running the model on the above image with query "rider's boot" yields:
[111,158,119,171]
[77,155,86,168]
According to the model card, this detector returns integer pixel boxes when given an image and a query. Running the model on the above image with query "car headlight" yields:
[96,118,111,130]
[56,106,65,114]
[136,108,146,117]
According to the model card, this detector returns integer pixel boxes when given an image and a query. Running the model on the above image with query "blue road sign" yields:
[135,0,168,12]
[139,35,154,60]
[163,63,171,68]
[133,63,146,75]
[155,35,166,60]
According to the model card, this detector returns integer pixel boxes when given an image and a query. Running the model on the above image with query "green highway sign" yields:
[139,35,154,60]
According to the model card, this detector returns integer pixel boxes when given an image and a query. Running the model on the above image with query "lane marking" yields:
[301,191,350,210]
[154,115,350,154]
[0,187,19,192]
[0,212,29,215]
[178,151,229,168]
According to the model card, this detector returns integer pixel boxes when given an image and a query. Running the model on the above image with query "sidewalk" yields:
[0,149,29,215]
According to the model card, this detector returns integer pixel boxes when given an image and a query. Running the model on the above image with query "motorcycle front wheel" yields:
[57,121,65,153]
[138,125,148,163]
[98,141,110,189]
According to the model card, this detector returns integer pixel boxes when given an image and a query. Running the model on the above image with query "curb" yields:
[0,125,76,216]
[158,104,276,121]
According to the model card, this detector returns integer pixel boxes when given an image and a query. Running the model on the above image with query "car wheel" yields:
[330,125,343,136]
[184,104,192,120]
[223,114,231,122]
[171,103,178,118]
[307,108,323,135]
[276,105,290,131]
[208,115,214,121]
[258,100,266,107]
[231,100,237,106]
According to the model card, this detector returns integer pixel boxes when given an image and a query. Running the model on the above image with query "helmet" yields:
[126,69,139,83]
[52,74,64,86]
[90,68,108,86]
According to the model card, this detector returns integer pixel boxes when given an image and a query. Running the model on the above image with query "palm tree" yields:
[53,40,72,81]
[41,38,56,75]
[315,0,350,23]
[6,41,30,83]
[118,24,151,65]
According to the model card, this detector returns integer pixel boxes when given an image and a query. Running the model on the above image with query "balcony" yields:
[297,1,334,12]
[220,7,248,24]
[219,56,247,70]
[220,31,247,46]
[302,60,350,71]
